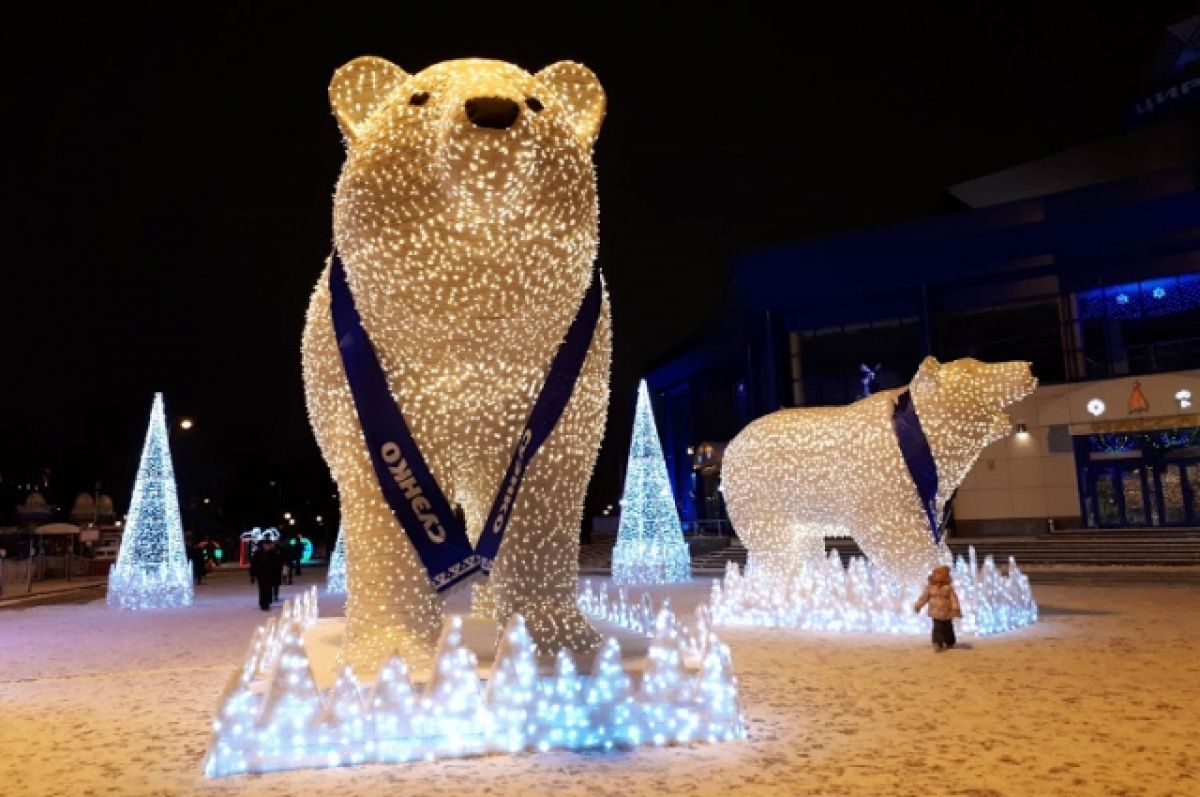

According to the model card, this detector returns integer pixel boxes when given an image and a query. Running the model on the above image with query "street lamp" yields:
[179,418,194,431]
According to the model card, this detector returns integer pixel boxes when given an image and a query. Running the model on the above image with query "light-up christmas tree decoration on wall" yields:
[611,380,691,585]
[107,393,192,610]
[302,57,612,673]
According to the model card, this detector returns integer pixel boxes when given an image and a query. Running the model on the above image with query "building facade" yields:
[646,113,1200,534]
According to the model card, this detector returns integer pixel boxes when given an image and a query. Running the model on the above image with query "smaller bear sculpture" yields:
[721,357,1037,591]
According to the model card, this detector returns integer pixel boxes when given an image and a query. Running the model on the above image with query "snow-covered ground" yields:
[1,566,1197,797]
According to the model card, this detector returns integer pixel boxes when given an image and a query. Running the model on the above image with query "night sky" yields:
[3,3,1191,535]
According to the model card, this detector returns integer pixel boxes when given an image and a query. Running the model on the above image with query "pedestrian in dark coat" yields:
[250,540,282,611]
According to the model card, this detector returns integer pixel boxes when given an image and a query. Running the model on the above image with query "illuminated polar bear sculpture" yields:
[303,57,610,673]
[721,357,1036,591]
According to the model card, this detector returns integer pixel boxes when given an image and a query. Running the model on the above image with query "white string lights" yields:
[203,597,745,776]
[721,357,1038,592]
[107,393,192,610]
[302,57,612,675]
[709,547,1037,636]
[612,380,691,585]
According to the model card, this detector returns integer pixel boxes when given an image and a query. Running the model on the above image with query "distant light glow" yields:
[1176,389,1192,410]
[1087,398,1106,417]
[1152,287,1166,299]
[242,527,280,543]
[1115,293,1130,305]
[107,393,193,610]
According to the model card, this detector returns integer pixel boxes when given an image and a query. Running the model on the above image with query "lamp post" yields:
[169,414,196,534]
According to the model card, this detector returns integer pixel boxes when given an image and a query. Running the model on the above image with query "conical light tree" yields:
[326,526,347,595]
[107,393,193,609]
[611,380,691,584]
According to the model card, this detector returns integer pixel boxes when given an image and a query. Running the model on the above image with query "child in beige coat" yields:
[913,565,962,651]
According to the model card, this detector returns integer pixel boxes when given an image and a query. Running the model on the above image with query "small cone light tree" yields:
[326,527,346,595]
[611,380,691,585]
[108,392,193,609]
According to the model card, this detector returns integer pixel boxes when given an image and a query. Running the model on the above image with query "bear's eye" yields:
[409,92,431,107]
[524,96,544,113]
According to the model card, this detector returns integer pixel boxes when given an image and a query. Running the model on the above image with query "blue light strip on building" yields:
[1075,273,1200,320]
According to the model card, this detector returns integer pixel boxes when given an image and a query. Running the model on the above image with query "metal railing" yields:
[681,519,732,537]
[0,555,111,596]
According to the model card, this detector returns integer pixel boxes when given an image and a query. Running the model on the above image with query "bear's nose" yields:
[464,96,520,130]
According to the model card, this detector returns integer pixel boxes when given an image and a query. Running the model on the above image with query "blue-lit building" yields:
[647,106,1200,534]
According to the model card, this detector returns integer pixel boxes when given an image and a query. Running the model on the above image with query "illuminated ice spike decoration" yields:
[721,357,1038,592]
[611,381,691,585]
[706,546,1036,636]
[578,583,721,671]
[204,608,745,776]
[107,392,192,610]
[302,56,612,673]
[326,529,346,595]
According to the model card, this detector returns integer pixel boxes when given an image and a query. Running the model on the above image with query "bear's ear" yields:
[536,61,606,148]
[329,56,410,145]
[911,356,942,392]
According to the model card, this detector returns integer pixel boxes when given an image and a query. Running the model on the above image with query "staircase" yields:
[579,532,1200,574]
[944,533,1200,566]
[690,538,747,572]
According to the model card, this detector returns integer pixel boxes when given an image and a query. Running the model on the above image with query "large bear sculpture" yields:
[303,57,610,674]
[721,357,1036,591]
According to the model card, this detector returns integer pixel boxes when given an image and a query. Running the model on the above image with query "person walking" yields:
[250,540,281,611]
[913,564,963,651]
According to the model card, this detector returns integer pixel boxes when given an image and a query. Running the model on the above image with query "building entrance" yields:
[1077,429,1200,528]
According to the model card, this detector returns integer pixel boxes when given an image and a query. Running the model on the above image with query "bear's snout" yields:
[465,96,521,130]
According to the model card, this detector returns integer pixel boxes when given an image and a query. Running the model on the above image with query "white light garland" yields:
[721,357,1038,591]
[708,547,1037,636]
[107,393,192,610]
[612,380,691,585]
[302,56,613,673]
[204,599,745,776]
[326,528,346,595]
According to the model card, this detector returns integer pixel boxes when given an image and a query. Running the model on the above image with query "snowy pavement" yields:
[1,567,1197,796]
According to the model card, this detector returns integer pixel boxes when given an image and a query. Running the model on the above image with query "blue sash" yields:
[892,390,945,545]
[476,263,603,573]
[330,253,601,591]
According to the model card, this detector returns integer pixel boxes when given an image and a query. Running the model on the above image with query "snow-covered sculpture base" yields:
[204,588,744,777]
[107,563,193,611]
[612,538,691,586]
[707,547,1036,636]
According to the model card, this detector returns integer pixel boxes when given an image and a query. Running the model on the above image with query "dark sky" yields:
[2,2,1192,531]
